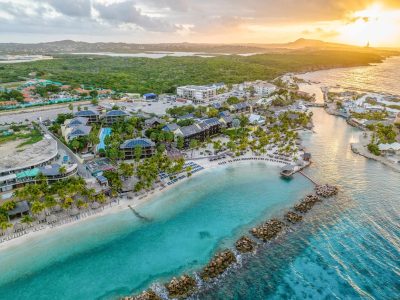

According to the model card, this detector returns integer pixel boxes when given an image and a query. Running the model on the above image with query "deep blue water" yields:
[201,109,400,299]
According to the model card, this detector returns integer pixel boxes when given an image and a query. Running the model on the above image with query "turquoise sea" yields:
[1,58,400,299]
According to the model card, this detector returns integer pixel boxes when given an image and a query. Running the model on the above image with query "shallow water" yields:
[0,164,312,299]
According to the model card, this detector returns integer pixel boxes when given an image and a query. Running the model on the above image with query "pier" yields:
[128,205,151,222]
[298,171,318,185]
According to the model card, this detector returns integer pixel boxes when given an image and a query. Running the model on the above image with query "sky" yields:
[0,0,400,47]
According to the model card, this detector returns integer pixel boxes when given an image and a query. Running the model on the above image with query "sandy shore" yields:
[0,155,289,250]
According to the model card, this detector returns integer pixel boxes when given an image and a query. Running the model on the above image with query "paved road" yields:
[38,123,92,178]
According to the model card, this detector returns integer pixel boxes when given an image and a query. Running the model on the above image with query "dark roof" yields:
[212,103,222,109]
[143,93,157,97]
[220,115,233,123]
[96,175,108,184]
[69,125,92,138]
[75,110,98,117]
[219,111,231,117]
[162,123,180,132]
[202,117,221,127]
[106,110,128,117]
[231,102,250,110]
[177,113,195,120]
[120,138,155,149]
[39,164,62,176]
[7,201,30,216]
[145,117,164,126]
[180,124,202,137]
[68,117,88,127]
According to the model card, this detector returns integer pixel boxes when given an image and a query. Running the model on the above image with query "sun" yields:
[338,3,400,47]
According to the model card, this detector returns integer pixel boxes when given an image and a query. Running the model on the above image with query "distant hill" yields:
[0,38,396,55]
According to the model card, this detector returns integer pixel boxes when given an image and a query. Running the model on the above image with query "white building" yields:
[177,83,225,103]
[254,82,276,96]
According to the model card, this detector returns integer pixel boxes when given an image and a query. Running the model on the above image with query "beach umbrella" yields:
[69,208,80,216]
[91,202,100,209]
[46,215,58,224]
[13,223,23,232]
[37,213,46,222]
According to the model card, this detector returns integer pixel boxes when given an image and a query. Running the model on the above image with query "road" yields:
[38,123,92,178]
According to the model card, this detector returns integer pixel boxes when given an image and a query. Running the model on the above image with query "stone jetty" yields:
[165,275,197,299]
[294,194,321,213]
[235,236,256,253]
[315,184,338,197]
[250,219,285,242]
[285,211,303,223]
[125,289,161,300]
[200,250,237,281]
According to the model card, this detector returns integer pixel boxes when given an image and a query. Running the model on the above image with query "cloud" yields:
[44,0,92,18]
[0,0,399,45]
[93,1,178,32]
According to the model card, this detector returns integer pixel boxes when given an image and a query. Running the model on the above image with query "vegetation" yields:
[351,111,388,120]
[0,89,24,102]
[0,51,385,93]
[0,124,43,147]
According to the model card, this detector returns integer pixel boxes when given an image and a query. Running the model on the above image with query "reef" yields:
[250,219,285,242]
[285,211,303,223]
[235,236,256,253]
[165,275,197,299]
[200,250,237,281]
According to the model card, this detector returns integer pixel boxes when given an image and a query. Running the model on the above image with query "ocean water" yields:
[1,57,400,300]
[298,56,400,102]
[0,164,312,299]
[201,109,400,299]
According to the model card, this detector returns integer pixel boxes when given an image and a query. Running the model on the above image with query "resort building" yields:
[144,117,165,128]
[74,110,100,124]
[143,93,158,101]
[162,123,181,134]
[177,85,218,103]
[378,143,400,155]
[61,117,92,142]
[0,135,77,192]
[120,138,156,159]
[249,114,266,125]
[253,82,277,96]
[102,110,129,125]
[230,102,251,113]
[175,118,222,147]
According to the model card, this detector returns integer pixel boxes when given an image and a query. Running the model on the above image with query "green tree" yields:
[134,147,143,162]
[176,136,184,149]
[68,103,73,111]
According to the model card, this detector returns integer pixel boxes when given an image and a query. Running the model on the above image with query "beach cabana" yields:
[7,201,30,219]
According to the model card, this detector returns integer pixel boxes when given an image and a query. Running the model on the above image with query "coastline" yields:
[0,155,289,250]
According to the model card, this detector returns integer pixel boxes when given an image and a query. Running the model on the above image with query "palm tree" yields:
[21,215,34,226]
[0,221,12,233]
[30,201,45,215]
[59,165,67,175]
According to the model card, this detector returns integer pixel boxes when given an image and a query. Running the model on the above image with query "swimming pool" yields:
[97,127,111,152]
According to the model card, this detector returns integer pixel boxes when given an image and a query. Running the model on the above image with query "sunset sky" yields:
[1,0,400,47]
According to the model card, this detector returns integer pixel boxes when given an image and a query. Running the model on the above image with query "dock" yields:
[128,205,151,222]
[298,171,318,185]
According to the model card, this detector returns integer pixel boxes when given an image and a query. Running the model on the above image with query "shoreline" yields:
[0,156,289,250]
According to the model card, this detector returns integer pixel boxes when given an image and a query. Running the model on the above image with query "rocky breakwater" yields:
[124,289,161,300]
[285,211,303,223]
[235,236,256,253]
[294,194,321,213]
[315,184,338,197]
[165,275,197,299]
[200,250,237,281]
[250,219,285,242]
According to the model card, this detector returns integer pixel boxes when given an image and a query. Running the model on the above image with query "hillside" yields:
[0,38,395,55]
